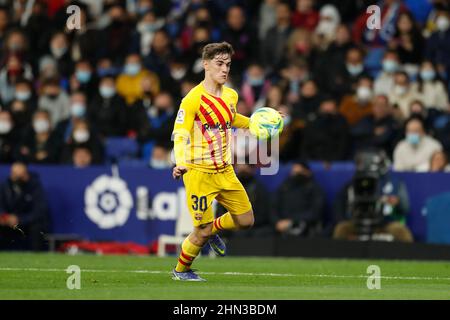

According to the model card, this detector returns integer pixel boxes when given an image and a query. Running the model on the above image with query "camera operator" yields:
[332,149,413,242]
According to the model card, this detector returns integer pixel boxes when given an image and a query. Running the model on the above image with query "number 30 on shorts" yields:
[191,195,207,211]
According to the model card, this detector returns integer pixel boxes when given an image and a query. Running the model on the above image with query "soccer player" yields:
[171,42,254,281]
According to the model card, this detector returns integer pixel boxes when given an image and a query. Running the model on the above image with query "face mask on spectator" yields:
[51,46,67,58]
[33,119,50,133]
[346,63,363,76]
[247,76,264,87]
[73,129,90,143]
[382,60,398,73]
[406,133,421,146]
[394,85,407,96]
[171,68,187,80]
[150,158,171,169]
[0,120,12,134]
[356,86,372,102]
[99,85,116,99]
[420,69,435,81]
[436,16,450,32]
[124,63,141,76]
[15,90,31,101]
[71,103,86,118]
[76,70,92,83]
[283,115,292,126]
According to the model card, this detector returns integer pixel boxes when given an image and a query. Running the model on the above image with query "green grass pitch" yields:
[0,252,449,299]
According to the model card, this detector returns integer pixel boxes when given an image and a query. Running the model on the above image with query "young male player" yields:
[171,42,254,281]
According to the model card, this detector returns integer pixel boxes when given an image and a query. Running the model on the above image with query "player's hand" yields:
[172,166,188,180]
[278,110,286,119]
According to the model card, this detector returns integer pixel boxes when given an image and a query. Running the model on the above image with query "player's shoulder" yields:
[223,85,239,100]
[182,83,203,103]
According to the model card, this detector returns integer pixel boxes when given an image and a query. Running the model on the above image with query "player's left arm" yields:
[231,89,250,129]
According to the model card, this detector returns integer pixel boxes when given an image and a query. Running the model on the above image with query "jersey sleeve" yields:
[230,88,250,129]
[172,93,198,166]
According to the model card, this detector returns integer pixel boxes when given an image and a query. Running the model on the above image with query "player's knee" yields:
[236,211,254,230]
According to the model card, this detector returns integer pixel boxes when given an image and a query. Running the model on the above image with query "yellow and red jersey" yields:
[172,82,250,173]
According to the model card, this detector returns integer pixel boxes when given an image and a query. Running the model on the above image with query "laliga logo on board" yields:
[84,175,134,229]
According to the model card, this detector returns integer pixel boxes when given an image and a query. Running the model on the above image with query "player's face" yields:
[205,54,231,85]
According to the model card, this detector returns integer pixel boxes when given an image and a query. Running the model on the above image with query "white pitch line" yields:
[1,267,450,281]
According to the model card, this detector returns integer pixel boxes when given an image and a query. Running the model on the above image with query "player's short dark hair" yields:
[202,42,234,61]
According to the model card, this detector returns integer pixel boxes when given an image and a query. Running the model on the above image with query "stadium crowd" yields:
[0,0,448,171]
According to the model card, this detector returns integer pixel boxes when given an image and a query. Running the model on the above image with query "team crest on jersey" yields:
[229,104,236,113]
[194,213,202,221]
[176,109,185,124]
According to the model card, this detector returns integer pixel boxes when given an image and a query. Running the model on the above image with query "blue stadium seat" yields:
[105,137,139,163]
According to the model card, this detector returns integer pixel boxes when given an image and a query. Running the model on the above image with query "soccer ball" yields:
[249,107,284,139]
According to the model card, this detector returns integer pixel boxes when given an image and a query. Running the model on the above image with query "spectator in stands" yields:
[292,79,322,120]
[261,2,292,72]
[374,50,401,95]
[38,78,70,127]
[241,63,271,110]
[131,9,164,57]
[388,71,422,119]
[258,0,278,40]
[389,11,424,65]
[333,149,413,242]
[116,53,160,105]
[352,95,401,157]
[72,146,93,168]
[88,75,126,137]
[136,92,176,156]
[13,78,36,111]
[0,110,19,163]
[265,85,285,109]
[291,0,319,31]
[222,6,256,78]
[425,8,450,87]
[286,28,314,68]
[314,4,341,49]
[393,116,442,171]
[339,76,374,127]
[428,150,450,172]
[48,31,73,79]
[278,59,310,104]
[2,29,29,61]
[414,60,449,111]
[327,46,370,99]
[143,29,175,79]
[99,4,133,65]
[0,54,33,105]
[16,110,60,164]
[0,162,50,251]
[8,99,32,139]
[272,160,324,237]
[60,118,104,165]
[313,24,354,90]
[302,98,350,162]
[70,60,98,99]
[149,143,172,169]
